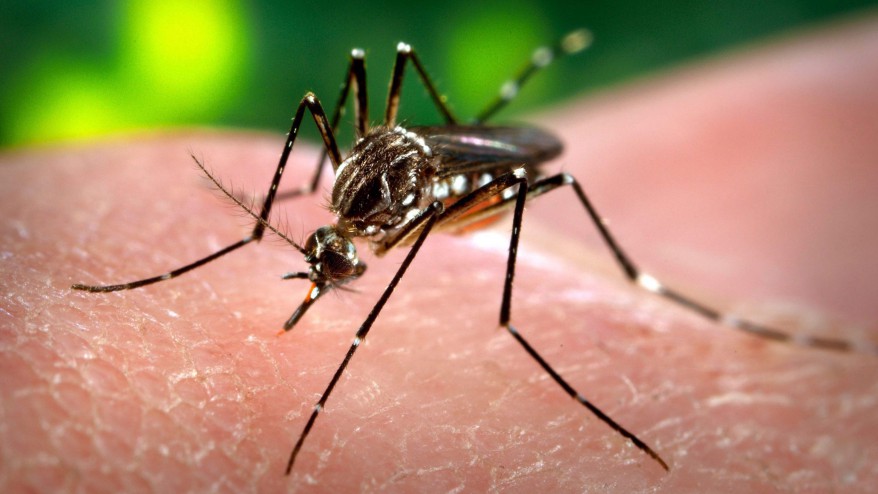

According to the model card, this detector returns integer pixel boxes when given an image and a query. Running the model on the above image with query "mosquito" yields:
[72,29,867,476]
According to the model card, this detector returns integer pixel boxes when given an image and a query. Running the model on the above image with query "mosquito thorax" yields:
[303,225,366,284]
[331,125,436,235]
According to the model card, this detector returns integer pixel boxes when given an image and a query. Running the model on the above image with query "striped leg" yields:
[72,93,342,292]
[375,169,671,471]
[480,172,870,354]
[275,49,369,201]
[284,202,444,475]
[474,29,592,124]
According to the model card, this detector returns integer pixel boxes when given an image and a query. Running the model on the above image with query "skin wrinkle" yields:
[2,14,878,493]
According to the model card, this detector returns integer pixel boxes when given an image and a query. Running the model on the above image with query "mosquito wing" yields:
[411,125,563,177]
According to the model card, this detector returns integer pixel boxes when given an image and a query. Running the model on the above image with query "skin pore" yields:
[1,13,877,493]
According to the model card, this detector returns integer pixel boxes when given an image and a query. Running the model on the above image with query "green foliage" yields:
[1,0,875,147]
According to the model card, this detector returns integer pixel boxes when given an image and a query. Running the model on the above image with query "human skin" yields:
[2,14,878,494]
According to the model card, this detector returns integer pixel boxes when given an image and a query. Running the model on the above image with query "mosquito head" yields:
[280,225,366,332]
[303,225,366,286]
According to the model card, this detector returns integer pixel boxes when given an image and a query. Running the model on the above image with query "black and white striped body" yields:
[306,124,561,291]
[70,30,870,480]
[329,124,563,252]
[331,126,437,239]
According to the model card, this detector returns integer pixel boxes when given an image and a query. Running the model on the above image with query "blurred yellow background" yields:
[1,0,875,148]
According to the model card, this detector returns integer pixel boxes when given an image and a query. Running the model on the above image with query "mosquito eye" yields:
[320,250,356,280]
[305,231,320,251]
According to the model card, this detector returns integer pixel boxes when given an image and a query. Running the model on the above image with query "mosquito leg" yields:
[275,49,369,202]
[487,172,867,354]
[373,167,534,254]
[491,170,671,471]
[372,196,449,254]
[505,319,672,471]
[247,92,342,241]
[374,169,670,470]
[71,238,253,292]
[385,43,458,127]
[72,93,343,292]
[284,201,443,475]
[473,29,592,124]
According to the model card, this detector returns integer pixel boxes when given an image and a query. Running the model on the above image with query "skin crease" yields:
[1,14,878,494]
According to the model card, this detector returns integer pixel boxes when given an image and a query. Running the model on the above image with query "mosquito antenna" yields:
[473,28,593,124]
[193,155,308,255]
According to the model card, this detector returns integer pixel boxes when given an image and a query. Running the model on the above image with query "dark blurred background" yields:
[1,0,875,149]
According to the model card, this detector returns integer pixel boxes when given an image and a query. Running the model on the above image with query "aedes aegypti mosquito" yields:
[72,29,867,476]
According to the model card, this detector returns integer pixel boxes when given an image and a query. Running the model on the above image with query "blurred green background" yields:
[1,0,875,149]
